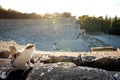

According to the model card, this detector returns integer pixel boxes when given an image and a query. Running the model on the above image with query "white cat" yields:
[11,44,35,70]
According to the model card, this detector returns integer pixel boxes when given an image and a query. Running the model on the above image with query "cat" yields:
[11,44,35,70]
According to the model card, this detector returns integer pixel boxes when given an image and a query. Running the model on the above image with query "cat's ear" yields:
[25,44,35,49]
[9,46,17,58]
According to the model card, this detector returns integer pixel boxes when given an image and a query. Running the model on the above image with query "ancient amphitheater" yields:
[0,17,119,52]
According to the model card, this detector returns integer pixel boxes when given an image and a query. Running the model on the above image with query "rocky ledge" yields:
[0,58,120,80]
[0,48,120,80]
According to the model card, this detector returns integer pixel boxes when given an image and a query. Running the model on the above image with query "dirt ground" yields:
[0,40,24,51]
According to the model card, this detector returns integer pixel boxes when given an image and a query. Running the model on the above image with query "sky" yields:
[0,0,120,17]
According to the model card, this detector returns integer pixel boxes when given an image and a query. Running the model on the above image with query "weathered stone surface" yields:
[27,62,115,80]
[114,72,120,80]
[1,47,120,70]
[0,58,116,80]
[1,50,120,80]
[78,55,120,71]
[0,50,10,58]
[0,58,12,79]
[0,58,33,80]
[36,51,120,71]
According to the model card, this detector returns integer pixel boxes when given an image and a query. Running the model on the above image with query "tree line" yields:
[0,5,71,19]
[0,5,120,35]
[0,6,42,19]
[78,15,120,35]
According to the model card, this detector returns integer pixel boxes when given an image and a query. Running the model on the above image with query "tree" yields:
[62,12,71,18]
[78,15,89,29]
[43,13,52,18]
[112,16,119,27]
[0,5,3,9]
[105,15,108,21]
[0,5,43,19]
[98,16,103,21]
[0,5,5,19]
[53,12,62,18]
[109,16,120,35]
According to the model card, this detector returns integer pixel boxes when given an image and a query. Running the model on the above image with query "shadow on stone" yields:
[5,67,33,80]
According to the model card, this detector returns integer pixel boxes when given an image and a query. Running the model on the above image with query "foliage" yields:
[43,13,52,18]
[0,5,120,35]
[78,15,120,35]
[0,5,42,19]
[0,5,72,19]
[62,12,71,18]
[43,12,72,18]
[109,27,120,35]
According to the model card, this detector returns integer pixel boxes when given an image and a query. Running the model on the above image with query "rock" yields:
[27,62,115,80]
[82,56,96,62]
[93,57,120,71]
[0,58,12,79]
[33,62,76,70]
[40,56,63,63]
[0,58,117,80]
[114,72,120,80]
[0,50,10,58]
[0,58,33,80]
[80,56,120,71]
[33,51,120,71]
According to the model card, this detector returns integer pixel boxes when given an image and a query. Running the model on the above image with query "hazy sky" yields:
[0,0,120,17]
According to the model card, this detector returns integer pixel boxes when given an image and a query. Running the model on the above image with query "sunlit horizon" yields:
[0,0,120,18]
